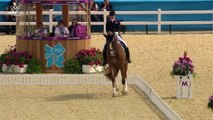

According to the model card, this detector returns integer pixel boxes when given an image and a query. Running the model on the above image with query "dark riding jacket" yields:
[106,19,121,33]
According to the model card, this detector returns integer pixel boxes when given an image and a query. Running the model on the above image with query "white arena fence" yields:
[0,74,182,120]
[0,9,213,33]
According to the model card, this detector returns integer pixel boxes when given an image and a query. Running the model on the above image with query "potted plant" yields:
[26,58,43,74]
[208,95,213,110]
[171,51,196,98]
[64,58,82,74]
[75,47,103,73]
[0,45,32,73]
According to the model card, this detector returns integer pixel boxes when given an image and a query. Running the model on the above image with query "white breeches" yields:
[117,35,127,47]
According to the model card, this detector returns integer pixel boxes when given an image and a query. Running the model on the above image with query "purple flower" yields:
[182,59,187,64]
[172,51,195,76]
[179,57,183,62]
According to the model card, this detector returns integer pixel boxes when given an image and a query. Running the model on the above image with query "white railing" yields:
[0,9,213,33]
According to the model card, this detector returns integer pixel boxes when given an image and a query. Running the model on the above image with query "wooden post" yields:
[62,5,69,27]
[36,4,42,26]
[35,4,42,59]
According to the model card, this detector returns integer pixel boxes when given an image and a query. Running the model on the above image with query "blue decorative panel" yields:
[44,43,65,68]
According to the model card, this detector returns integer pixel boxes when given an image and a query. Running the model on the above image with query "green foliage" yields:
[0,65,2,73]
[26,58,42,74]
[0,53,8,64]
[64,59,82,74]
[208,95,213,110]
[79,54,103,65]
[208,101,213,110]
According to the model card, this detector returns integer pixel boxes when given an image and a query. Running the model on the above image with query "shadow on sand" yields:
[161,96,177,99]
[47,93,100,101]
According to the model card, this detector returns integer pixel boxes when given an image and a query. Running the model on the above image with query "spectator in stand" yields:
[76,3,86,22]
[68,19,87,38]
[100,0,113,11]
[34,22,48,37]
[90,0,99,21]
[90,0,99,32]
[54,20,69,37]
[90,0,99,11]
[68,19,79,37]
[100,0,113,21]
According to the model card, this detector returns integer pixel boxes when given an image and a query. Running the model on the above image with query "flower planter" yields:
[2,64,28,73]
[14,65,28,73]
[175,75,193,98]
[82,65,104,73]
[2,64,15,73]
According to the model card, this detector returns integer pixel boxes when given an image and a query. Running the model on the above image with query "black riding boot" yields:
[125,47,131,63]
[102,44,107,65]
[119,41,131,63]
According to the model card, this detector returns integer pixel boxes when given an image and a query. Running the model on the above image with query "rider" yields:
[102,11,131,65]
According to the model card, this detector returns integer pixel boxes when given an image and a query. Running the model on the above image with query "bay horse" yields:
[104,32,128,97]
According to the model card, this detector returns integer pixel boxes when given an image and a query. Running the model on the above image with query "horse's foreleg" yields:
[114,80,119,92]
[112,80,118,97]
[121,68,128,95]
[112,79,117,97]
[121,78,128,95]
[111,68,117,97]
[114,69,119,92]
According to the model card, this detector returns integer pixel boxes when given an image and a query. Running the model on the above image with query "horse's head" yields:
[103,31,118,56]
[103,31,115,42]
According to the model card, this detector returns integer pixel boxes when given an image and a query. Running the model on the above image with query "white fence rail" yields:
[1,9,213,33]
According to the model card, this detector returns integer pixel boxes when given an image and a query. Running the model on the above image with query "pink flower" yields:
[0,45,32,67]
[172,51,195,76]
[75,47,103,66]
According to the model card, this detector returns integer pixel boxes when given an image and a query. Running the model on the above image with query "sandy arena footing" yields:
[0,34,213,119]
[0,74,169,120]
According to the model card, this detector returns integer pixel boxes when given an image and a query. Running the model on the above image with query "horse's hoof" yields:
[116,87,119,91]
[112,93,118,97]
[121,90,128,95]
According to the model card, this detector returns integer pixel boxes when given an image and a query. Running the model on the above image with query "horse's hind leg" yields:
[114,69,119,92]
